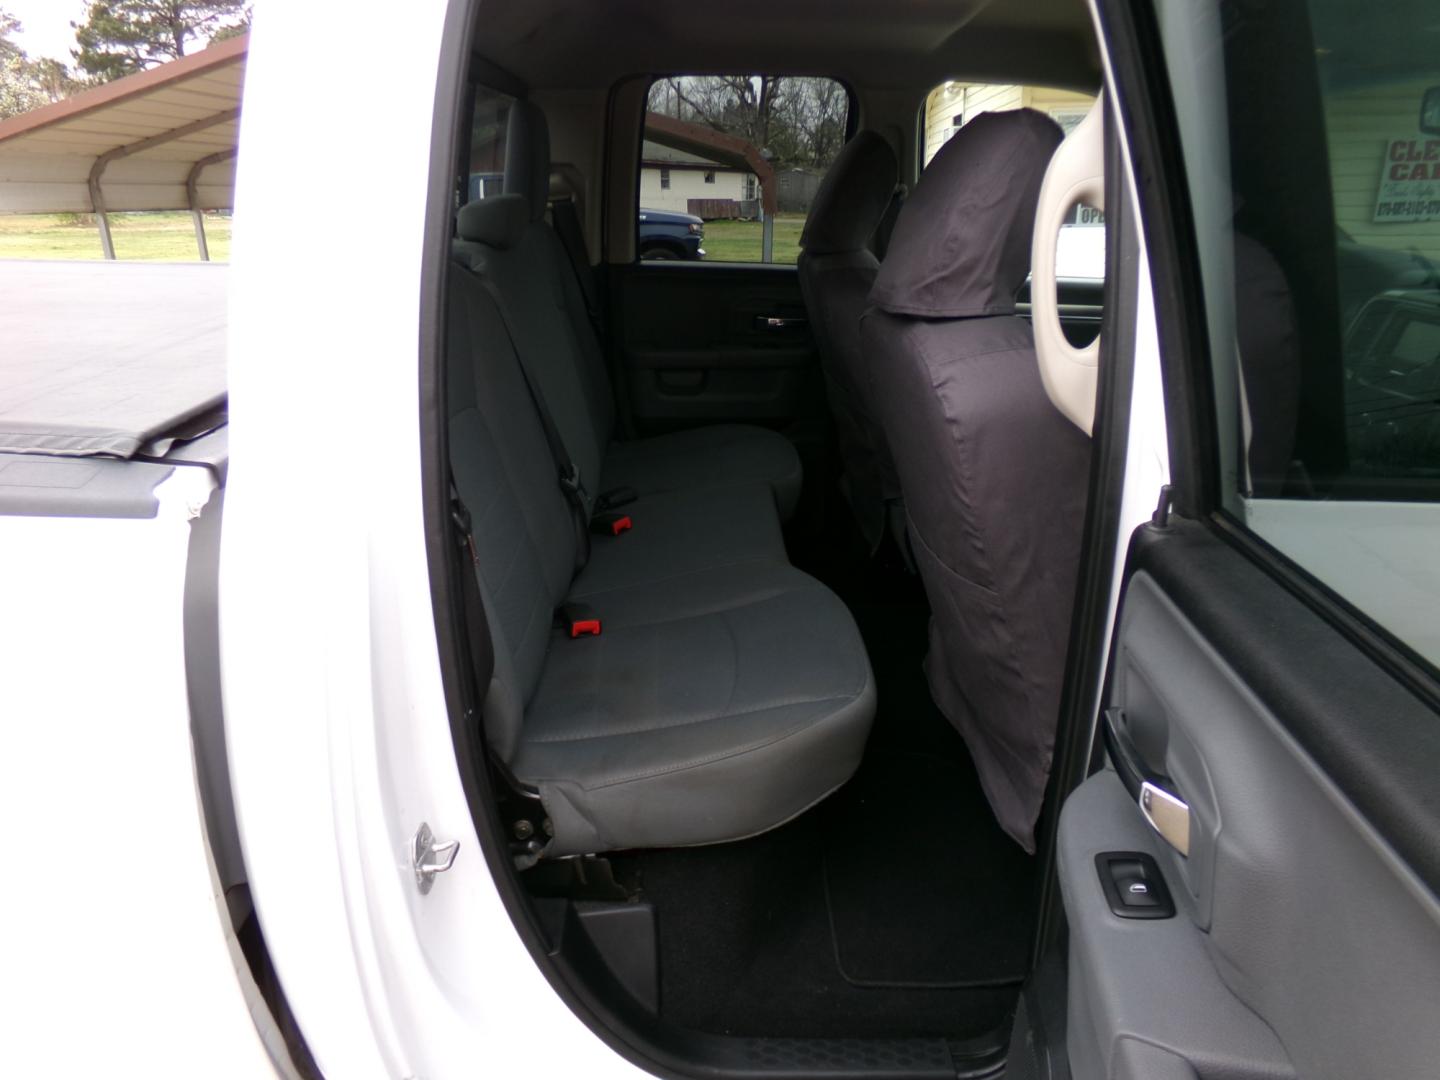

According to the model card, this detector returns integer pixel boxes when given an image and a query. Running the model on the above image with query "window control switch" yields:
[1095,851,1175,919]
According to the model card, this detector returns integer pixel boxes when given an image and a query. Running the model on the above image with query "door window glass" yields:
[640,75,849,263]
[1156,0,1440,665]
[466,84,513,204]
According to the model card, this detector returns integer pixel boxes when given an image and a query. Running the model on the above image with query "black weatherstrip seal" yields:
[420,4,711,1078]
[1031,96,1142,964]
[1094,0,1217,520]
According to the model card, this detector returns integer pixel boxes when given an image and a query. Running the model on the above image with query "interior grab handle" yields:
[1102,707,1191,857]
[1032,94,1104,435]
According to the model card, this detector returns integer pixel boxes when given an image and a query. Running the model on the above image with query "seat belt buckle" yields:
[590,512,633,537]
[594,485,638,512]
[559,463,587,501]
[558,603,601,638]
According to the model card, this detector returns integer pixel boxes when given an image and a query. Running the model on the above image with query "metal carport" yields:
[0,34,246,260]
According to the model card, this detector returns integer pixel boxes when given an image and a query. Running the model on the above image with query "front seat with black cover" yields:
[863,110,1088,851]
[797,130,901,550]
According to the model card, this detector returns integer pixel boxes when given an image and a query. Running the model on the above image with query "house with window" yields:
[639,140,756,216]
[923,82,1096,165]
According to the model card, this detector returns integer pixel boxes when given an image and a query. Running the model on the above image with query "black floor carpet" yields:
[609,524,1039,1039]
[622,795,1023,1039]
[823,751,1035,988]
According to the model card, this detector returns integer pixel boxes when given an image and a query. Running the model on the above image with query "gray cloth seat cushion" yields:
[501,98,805,520]
[448,244,875,857]
[571,480,787,602]
[517,563,875,856]
[863,110,1088,852]
[797,131,901,548]
[600,424,803,521]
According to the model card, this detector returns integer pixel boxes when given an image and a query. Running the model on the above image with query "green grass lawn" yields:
[1,209,799,266]
[0,211,231,261]
[700,213,805,264]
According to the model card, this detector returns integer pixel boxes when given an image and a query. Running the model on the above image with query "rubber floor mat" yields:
[822,751,1036,988]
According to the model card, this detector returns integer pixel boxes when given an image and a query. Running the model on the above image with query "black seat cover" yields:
[863,110,1088,851]
[797,131,900,550]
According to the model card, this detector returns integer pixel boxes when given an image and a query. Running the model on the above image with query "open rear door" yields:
[1048,2,1440,1077]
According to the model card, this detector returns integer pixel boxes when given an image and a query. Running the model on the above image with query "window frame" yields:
[1097,0,1440,704]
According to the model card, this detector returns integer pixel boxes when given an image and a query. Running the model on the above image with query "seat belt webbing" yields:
[548,196,604,339]
[463,265,591,573]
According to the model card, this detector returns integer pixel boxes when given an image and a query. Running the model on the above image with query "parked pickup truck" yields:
[637,206,705,259]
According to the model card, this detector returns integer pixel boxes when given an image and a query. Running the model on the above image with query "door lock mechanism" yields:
[411,822,460,895]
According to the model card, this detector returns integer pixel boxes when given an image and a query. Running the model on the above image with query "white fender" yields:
[1032,94,1105,435]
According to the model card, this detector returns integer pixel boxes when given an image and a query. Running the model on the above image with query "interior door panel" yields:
[611,262,823,430]
[1060,519,1440,1080]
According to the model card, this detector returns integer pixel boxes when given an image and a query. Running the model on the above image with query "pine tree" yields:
[72,0,249,83]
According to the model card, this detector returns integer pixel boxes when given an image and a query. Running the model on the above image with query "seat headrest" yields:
[504,100,551,223]
[800,131,899,256]
[870,109,1062,319]
[457,194,530,250]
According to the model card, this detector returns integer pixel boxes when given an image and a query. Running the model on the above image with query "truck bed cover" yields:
[0,260,227,458]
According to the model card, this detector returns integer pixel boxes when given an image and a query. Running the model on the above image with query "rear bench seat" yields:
[499,99,805,520]
[446,191,876,857]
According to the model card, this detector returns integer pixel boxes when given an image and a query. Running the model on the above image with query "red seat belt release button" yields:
[559,603,602,638]
[591,512,633,537]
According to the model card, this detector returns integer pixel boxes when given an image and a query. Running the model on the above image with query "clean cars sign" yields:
[1374,138,1440,223]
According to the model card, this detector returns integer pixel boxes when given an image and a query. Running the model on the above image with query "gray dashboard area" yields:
[0,261,227,458]
[1062,573,1440,1080]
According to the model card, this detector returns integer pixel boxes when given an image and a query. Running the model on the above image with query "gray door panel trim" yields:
[1064,571,1440,1080]
[1060,771,1295,1080]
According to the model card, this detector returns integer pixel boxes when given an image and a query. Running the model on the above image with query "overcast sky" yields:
[5,1,92,63]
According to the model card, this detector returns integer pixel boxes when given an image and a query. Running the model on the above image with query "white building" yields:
[639,140,757,216]
[923,82,1096,164]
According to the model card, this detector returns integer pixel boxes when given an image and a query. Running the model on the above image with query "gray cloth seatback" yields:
[447,201,582,758]
[797,131,900,550]
[863,110,1088,851]
[502,101,616,480]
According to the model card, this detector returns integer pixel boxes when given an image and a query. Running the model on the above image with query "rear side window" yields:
[639,75,850,264]
[465,85,514,204]
[1158,0,1440,667]
[923,82,1102,280]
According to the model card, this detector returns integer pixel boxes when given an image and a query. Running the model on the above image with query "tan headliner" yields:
[470,0,1099,95]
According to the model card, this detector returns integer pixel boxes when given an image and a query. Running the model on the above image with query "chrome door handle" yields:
[753,315,807,331]
[1139,781,1191,857]
[1103,707,1191,857]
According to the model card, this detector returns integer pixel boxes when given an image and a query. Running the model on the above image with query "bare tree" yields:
[647,76,850,172]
